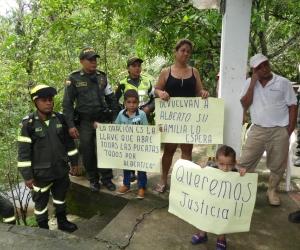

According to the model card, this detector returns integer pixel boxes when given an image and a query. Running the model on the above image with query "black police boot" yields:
[38,220,49,229]
[7,220,16,225]
[56,211,78,232]
[90,181,100,192]
[103,181,116,191]
[288,210,300,223]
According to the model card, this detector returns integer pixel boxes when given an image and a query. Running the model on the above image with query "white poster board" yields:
[96,124,161,172]
[155,97,224,144]
[169,159,258,234]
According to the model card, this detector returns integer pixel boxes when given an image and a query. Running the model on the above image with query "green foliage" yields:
[19,215,38,227]
[249,0,300,80]
[0,2,297,138]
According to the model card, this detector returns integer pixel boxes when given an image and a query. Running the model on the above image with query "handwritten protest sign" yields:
[155,97,224,144]
[96,124,161,172]
[169,159,258,234]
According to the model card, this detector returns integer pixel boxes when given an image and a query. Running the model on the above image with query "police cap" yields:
[127,56,143,66]
[79,47,100,60]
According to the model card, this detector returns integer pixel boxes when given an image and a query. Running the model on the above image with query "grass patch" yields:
[19,215,38,227]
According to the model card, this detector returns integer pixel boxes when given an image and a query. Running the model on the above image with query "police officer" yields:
[115,56,155,114]
[17,85,78,232]
[115,56,155,181]
[62,47,119,192]
[0,194,15,224]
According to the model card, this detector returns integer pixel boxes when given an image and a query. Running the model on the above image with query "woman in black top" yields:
[154,38,210,193]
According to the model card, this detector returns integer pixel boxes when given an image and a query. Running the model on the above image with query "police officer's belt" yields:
[79,112,104,121]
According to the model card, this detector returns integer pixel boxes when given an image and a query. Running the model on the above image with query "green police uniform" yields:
[115,75,155,112]
[62,69,119,185]
[0,195,15,224]
[17,112,78,223]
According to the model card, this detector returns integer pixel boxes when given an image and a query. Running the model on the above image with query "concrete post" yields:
[219,0,252,156]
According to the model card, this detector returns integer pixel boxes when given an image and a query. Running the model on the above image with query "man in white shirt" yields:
[238,53,298,206]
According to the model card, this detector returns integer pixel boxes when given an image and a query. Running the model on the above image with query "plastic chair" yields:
[240,123,249,156]
[206,144,217,159]
[206,144,217,166]
[244,125,295,191]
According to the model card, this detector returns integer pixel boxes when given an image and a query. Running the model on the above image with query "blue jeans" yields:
[123,170,147,188]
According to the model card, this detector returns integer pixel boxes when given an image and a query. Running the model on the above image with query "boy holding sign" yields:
[115,89,148,199]
[190,145,244,250]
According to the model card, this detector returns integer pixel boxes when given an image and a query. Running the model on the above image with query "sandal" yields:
[190,233,208,244]
[156,183,166,193]
[216,239,226,250]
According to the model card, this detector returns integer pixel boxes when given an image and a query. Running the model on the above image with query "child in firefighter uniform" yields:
[17,85,78,232]
[0,194,15,224]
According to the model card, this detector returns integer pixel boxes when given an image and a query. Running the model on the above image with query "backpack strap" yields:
[53,111,67,128]
[26,113,35,139]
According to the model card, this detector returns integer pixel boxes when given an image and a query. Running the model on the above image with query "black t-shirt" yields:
[165,67,196,97]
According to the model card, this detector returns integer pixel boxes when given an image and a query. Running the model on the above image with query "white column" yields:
[219,0,252,157]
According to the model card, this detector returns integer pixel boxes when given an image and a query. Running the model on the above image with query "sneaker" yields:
[117,185,130,195]
[137,188,145,199]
